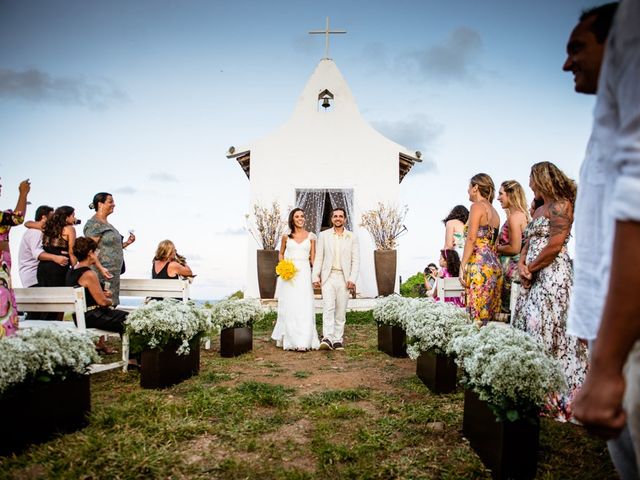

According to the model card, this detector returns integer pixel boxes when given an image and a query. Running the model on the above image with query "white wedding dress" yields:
[271,234,320,351]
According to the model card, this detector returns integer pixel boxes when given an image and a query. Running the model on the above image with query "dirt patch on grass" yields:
[204,328,416,398]
[263,418,313,445]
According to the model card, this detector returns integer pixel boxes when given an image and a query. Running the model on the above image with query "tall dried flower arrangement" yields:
[246,201,286,250]
[360,203,408,250]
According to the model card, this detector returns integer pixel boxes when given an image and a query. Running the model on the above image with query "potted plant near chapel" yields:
[360,202,407,296]
[246,201,286,299]
[373,295,410,358]
[0,328,98,455]
[404,299,471,394]
[125,299,211,389]
[209,297,264,357]
[450,324,567,480]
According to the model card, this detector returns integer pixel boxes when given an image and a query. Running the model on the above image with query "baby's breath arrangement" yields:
[360,203,408,250]
[450,324,567,422]
[372,295,411,327]
[404,299,472,358]
[246,201,286,250]
[208,298,264,331]
[0,328,99,396]
[125,299,212,355]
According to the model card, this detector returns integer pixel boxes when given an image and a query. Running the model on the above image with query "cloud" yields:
[371,114,442,173]
[0,67,127,108]
[112,186,137,194]
[217,227,246,236]
[149,172,178,183]
[398,27,483,83]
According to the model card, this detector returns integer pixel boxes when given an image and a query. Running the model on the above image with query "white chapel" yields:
[227,23,422,298]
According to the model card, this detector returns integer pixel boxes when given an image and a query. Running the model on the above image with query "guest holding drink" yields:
[0,178,29,337]
[496,180,530,317]
[460,173,503,326]
[84,192,135,306]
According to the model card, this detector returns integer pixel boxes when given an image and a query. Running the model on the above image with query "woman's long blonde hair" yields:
[530,162,577,205]
[501,180,531,221]
[470,173,496,202]
[154,240,176,261]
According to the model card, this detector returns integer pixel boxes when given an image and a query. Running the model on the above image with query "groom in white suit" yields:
[312,208,360,351]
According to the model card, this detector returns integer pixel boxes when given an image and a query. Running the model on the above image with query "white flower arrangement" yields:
[372,295,411,328]
[125,299,212,355]
[0,328,99,397]
[450,323,567,422]
[360,202,408,250]
[208,297,264,331]
[403,299,472,359]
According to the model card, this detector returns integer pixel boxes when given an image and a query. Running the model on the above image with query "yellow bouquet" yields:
[275,259,298,281]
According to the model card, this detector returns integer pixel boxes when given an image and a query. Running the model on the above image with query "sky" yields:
[1,0,601,299]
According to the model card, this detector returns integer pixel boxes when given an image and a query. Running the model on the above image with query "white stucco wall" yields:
[239,59,414,298]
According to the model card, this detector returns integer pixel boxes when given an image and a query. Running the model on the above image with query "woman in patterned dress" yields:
[496,180,530,317]
[460,173,503,326]
[0,178,30,338]
[84,192,135,306]
[442,205,469,259]
[513,162,588,422]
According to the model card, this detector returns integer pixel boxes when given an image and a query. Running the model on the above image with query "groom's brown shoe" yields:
[319,338,333,350]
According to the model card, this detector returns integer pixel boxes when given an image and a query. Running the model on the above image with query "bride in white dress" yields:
[271,208,320,351]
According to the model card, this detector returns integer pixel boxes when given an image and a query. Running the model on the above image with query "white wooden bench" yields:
[119,278,191,304]
[118,277,212,348]
[15,287,129,374]
[436,277,465,304]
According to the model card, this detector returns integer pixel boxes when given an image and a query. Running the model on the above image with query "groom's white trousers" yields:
[321,270,349,343]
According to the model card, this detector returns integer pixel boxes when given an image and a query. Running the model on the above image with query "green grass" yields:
[0,312,616,479]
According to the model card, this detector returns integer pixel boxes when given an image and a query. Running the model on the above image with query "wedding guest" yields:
[496,180,530,317]
[442,205,469,258]
[18,205,69,320]
[423,263,438,297]
[37,206,77,288]
[84,192,135,306]
[460,173,502,326]
[152,240,193,279]
[0,178,29,337]
[513,161,588,422]
[433,249,464,307]
[567,2,640,478]
[66,237,132,357]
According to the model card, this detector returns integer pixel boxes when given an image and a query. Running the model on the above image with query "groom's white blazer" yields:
[312,228,360,286]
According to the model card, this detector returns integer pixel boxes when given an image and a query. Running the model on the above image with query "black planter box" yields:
[141,337,200,389]
[0,374,90,455]
[377,324,407,358]
[220,326,253,357]
[416,351,457,394]
[462,389,539,480]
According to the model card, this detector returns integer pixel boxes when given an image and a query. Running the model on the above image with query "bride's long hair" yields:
[287,208,305,239]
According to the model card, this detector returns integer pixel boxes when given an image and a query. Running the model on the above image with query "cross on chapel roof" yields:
[309,17,346,60]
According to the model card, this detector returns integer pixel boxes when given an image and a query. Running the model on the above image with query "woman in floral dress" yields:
[513,162,588,422]
[496,180,530,317]
[0,178,30,338]
[460,173,503,326]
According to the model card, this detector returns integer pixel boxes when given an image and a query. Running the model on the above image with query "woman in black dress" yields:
[152,240,193,280]
[37,206,76,287]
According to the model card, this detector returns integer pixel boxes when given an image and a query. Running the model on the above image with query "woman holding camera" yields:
[152,240,193,279]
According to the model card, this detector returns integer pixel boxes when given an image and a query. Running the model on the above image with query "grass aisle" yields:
[2,312,616,479]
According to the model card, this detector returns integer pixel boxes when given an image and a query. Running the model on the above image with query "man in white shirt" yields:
[570,2,640,479]
[18,205,67,288]
[312,208,360,351]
